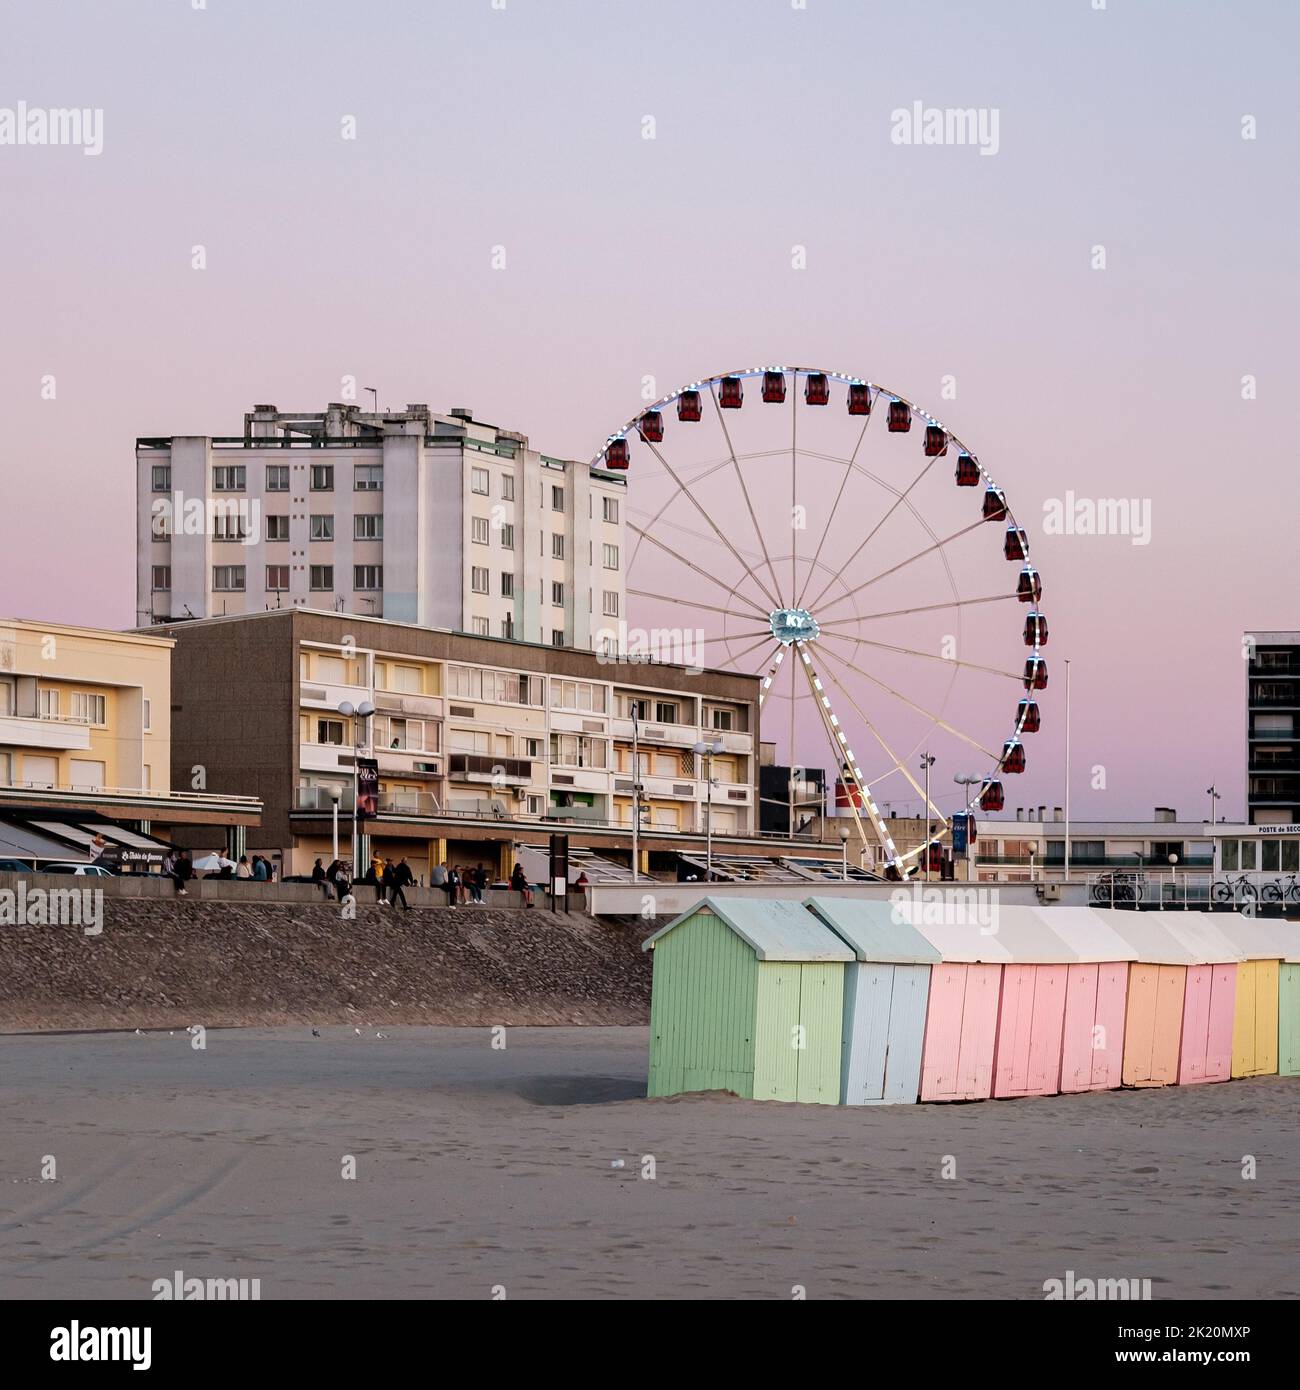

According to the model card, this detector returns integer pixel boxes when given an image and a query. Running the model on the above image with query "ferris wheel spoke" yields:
[803,646,947,829]
[789,376,799,605]
[815,518,987,616]
[703,633,781,671]
[794,413,873,611]
[707,385,786,608]
[793,642,902,866]
[641,434,783,612]
[814,591,1018,628]
[817,626,1023,682]
[626,587,768,624]
[813,636,1001,760]
[804,452,943,613]
[630,447,791,488]
[625,521,771,621]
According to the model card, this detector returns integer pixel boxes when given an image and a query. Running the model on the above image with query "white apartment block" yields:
[137,402,627,650]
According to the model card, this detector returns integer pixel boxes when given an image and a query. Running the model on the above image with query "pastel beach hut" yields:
[1030,907,1136,1094]
[1273,926,1300,1077]
[804,897,940,1106]
[1159,915,1242,1086]
[642,897,852,1104]
[892,905,1023,1102]
[1210,916,1287,1079]
[1109,916,1200,1088]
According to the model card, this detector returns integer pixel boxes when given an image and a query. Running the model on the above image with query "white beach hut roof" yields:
[803,897,941,964]
[892,899,1076,964]
[1028,907,1139,963]
[1107,915,1202,965]
[1208,916,1300,963]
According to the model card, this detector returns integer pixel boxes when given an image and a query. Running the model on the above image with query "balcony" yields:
[448,753,532,785]
[0,712,93,752]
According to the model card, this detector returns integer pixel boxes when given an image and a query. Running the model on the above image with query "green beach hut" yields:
[643,897,853,1103]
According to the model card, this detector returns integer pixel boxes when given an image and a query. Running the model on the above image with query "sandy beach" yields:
[1,1026,1295,1300]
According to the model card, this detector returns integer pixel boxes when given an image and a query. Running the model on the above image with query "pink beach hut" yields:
[1160,917,1241,1086]
[1108,916,1201,1088]
[1030,907,1136,1094]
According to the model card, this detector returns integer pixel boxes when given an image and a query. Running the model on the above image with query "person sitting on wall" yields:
[510,862,534,908]
[444,865,460,908]
[236,855,251,880]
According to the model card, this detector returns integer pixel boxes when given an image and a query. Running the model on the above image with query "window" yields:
[310,565,334,591]
[501,572,514,597]
[552,629,565,646]
[451,727,492,755]
[385,665,423,694]
[549,733,609,769]
[151,465,171,492]
[354,565,383,591]
[603,590,619,617]
[552,485,564,512]
[471,467,490,495]
[265,465,289,492]
[354,514,383,540]
[603,543,620,570]
[211,514,249,542]
[603,495,619,524]
[151,565,171,591]
[213,465,245,491]
[524,737,543,758]
[266,565,290,592]
[471,566,489,594]
[552,534,565,559]
[446,667,544,706]
[499,523,514,549]
[1221,840,1238,871]
[551,680,607,713]
[472,517,490,545]
[501,474,515,501]
[708,707,734,731]
[38,688,60,718]
[471,616,490,636]
[626,697,651,720]
[213,565,245,591]
[552,581,565,607]
[72,692,107,725]
[317,719,345,746]
[354,465,383,491]
[266,515,290,541]
[143,698,152,732]
[656,701,679,724]
[310,464,334,491]
[310,514,334,541]
[1254,713,1293,736]
[152,512,171,541]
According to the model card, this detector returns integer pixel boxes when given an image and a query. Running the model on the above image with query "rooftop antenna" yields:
[365,387,378,413]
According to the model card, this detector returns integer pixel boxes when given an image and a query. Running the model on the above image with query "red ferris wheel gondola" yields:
[1016,566,1041,602]
[982,486,1008,521]
[804,373,830,405]
[955,453,980,486]
[887,399,911,432]
[979,780,1005,812]
[847,382,871,415]
[1017,699,1041,734]
[719,376,743,409]
[677,390,702,422]
[1005,526,1029,561]
[1024,611,1048,646]
[1001,739,1026,775]
[924,425,948,457]
[604,438,629,470]
[761,371,786,404]
[1023,656,1048,690]
[638,410,664,443]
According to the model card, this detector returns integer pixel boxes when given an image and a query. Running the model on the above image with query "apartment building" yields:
[148,608,760,880]
[1245,631,1300,825]
[0,619,260,862]
[137,402,627,650]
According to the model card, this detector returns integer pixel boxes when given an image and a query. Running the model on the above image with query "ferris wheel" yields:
[591,366,1047,875]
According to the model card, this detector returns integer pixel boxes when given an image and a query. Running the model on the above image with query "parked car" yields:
[0,858,34,872]
[39,862,115,877]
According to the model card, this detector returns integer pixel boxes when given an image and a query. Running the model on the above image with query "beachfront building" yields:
[0,619,261,865]
[144,608,779,882]
[136,401,627,651]
[1245,631,1300,825]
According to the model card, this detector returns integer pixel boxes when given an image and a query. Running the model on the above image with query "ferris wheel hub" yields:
[769,607,819,646]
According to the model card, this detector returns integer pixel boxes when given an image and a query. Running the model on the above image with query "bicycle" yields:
[1261,874,1300,904]
[1211,874,1259,906]
[1090,872,1144,906]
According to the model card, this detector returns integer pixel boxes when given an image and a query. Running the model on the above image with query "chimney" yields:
[451,407,474,421]
[1038,805,1046,821]
[1053,806,1063,822]
[1154,806,1176,823]
[1016,807,1024,822]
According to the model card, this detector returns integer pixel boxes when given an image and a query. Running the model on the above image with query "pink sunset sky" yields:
[2,0,1297,822]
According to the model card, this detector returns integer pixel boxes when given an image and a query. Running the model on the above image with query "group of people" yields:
[431,861,495,907]
[161,848,276,895]
[313,856,415,909]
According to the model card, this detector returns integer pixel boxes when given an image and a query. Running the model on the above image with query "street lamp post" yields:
[330,790,340,862]
[1207,785,1221,826]
[338,699,375,884]
[1168,852,1179,911]
[840,826,849,881]
[694,738,724,881]
[631,708,641,884]
[919,753,936,881]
